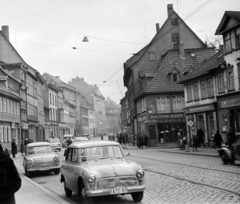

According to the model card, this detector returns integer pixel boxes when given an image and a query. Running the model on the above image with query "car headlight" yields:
[54,157,59,162]
[88,175,96,183]
[136,169,144,178]
[27,159,33,165]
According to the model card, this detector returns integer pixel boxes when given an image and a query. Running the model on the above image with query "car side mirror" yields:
[126,152,130,157]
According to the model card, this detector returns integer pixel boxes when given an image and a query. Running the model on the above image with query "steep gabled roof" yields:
[124,10,205,69]
[143,48,215,93]
[215,11,240,35]
[177,49,224,84]
[0,66,22,84]
[105,98,121,110]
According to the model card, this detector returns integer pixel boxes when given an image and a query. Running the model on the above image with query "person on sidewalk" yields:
[20,141,24,156]
[11,139,17,158]
[0,144,22,204]
[226,128,235,148]
[213,131,223,149]
[192,132,199,152]
[197,128,205,147]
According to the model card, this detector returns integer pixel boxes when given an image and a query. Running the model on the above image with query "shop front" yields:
[217,93,240,142]
[184,103,217,147]
[143,113,186,145]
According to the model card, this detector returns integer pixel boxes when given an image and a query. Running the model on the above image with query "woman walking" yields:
[11,139,17,158]
[214,131,223,149]
[192,132,199,152]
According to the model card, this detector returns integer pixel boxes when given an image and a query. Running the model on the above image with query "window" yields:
[14,102,16,115]
[227,69,234,90]
[171,18,178,26]
[173,43,179,50]
[172,73,178,82]
[0,126,3,142]
[141,98,146,112]
[71,149,79,163]
[193,83,199,100]
[3,98,6,112]
[207,78,214,97]
[55,96,57,105]
[66,148,72,161]
[173,96,183,110]
[0,97,2,112]
[172,33,179,42]
[238,64,240,88]
[236,28,240,48]
[11,101,13,114]
[50,93,51,104]
[17,103,19,115]
[52,94,54,105]
[7,99,10,114]
[200,81,207,99]
[149,52,156,62]
[224,33,232,53]
[217,73,225,93]
[157,97,170,112]
[4,126,7,142]
[187,85,192,101]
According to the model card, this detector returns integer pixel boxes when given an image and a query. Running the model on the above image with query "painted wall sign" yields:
[184,104,215,114]
[221,98,240,108]
[0,113,20,122]
[148,113,184,120]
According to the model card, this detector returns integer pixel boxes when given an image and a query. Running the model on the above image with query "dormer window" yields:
[172,73,179,82]
[149,52,156,62]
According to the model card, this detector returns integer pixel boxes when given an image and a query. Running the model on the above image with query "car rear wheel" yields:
[64,181,72,197]
[25,166,32,178]
[54,169,60,175]
[80,184,93,204]
[131,191,144,202]
[221,152,229,165]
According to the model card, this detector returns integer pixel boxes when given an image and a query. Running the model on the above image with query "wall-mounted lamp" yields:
[82,36,89,42]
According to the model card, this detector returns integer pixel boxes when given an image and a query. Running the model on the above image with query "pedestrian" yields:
[138,133,144,149]
[20,141,24,155]
[144,133,149,148]
[0,143,22,204]
[66,137,72,147]
[192,131,199,152]
[11,139,17,158]
[4,148,10,158]
[213,131,223,149]
[119,132,123,144]
[197,128,205,147]
[226,128,235,149]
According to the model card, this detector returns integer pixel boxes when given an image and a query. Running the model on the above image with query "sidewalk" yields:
[121,144,220,157]
[13,154,69,204]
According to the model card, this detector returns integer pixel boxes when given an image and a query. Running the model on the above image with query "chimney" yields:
[167,4,173,17]
[179,42,185,58]
[156,23,160,33]
[2,26,9,41]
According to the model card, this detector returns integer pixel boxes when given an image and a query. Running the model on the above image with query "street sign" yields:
[188,120,194,127]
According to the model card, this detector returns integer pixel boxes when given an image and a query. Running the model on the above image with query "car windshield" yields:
[49,138,60,143]
[27,145,52,155]
[80,145,123,162]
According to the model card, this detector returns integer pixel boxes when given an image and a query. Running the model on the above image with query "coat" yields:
[214,133,223,147]
[11,141,17,155]
[193,135,199,148]
[197,129,205,143]
[0,152,22,204]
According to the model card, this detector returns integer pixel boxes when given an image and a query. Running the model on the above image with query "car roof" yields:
[69,141,120,148]
[26,142,51,147]
[73,137,89,141]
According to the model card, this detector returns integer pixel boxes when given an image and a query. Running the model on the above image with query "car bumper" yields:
[86,185,146,197]
[27,165,61,172]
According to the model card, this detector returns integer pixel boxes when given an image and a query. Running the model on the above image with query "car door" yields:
[69,148,81,193]
[63,148,73,189]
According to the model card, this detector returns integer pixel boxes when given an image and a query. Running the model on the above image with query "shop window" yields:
[200,80,207,99]
[187,85,193,102]
[224,32,232,53]
[207,78,214,97]
[7,127,11,142]
[0,97,2,112]
[227,68,234,91]
[217,73,225,93]
[193,83,199,100]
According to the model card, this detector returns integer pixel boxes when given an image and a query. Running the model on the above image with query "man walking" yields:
[197,128,205,147]
[11,139,17,158]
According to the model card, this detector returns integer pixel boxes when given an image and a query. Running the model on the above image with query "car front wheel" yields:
[64,181,72,197]
[25,166,32,178]
[54,169,60,175]
[131,191,144,202]
[81,184,93,204]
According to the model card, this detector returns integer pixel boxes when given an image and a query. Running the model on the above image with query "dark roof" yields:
[177,49,224,84]
[143,48,215,93]
[215,11,240,35]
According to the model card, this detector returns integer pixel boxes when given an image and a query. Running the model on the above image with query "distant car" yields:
[62,139,69,148]
[49,138,62,152]
[23,142,60,177]
[72,137,89,143]
[60,141,145,203]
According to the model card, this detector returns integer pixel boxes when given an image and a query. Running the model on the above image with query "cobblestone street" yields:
[14,147,240,204]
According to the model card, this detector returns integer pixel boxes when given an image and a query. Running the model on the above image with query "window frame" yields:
[226,67,235,91]
[171,33,179,43]
[217,72,225,93]
[224,32,232,53]
[236,27,240,48]
[171,18,178,26]
[200,80,207,99]
[187,85,193,102]
[193,83,199,100]
[207,78,214,97]
[149,52,156,62]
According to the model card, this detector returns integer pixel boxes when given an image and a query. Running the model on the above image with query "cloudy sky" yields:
[1,0,239,104]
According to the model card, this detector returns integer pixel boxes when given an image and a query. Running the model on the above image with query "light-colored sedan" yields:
[23,142,61,177]
[49,138,62,152]
[60,141,145,203]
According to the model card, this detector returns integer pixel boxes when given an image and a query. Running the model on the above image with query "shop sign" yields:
[221,98,240,108]
[188,120,194,127]
[20,101,27,110]
[185,104,214,114]
[148,113,184,120]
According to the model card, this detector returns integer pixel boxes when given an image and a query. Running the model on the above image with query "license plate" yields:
[110,188,127,195]
[40,167,49,171]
